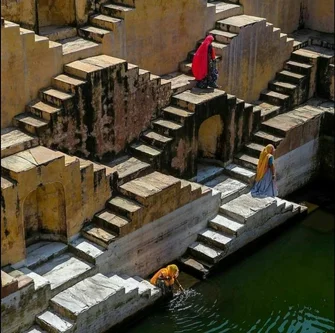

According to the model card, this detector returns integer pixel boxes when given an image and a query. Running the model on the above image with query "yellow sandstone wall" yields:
[240,0,334,34]
[1,22,63,129]
[1,0,36,30]
[122,0,208,75]
[305,0,335,33]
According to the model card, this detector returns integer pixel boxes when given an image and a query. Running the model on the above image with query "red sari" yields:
[192,35,216,81]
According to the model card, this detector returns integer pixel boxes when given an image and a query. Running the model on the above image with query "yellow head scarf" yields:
[167,264,179,276]
[255,144,275,182]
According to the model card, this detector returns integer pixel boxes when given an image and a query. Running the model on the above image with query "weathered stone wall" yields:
[218,19,293,102]
[122,0,208,75]
[239,0,304,34]
[96,190,221,278]
[1,0,36,30]
[42,57,171,160]
[240,0,334,34]
[1,147,112,266]
[305,0,335,34]
[1,22,63,129]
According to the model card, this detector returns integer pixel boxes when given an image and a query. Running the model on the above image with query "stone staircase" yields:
[233,45,335,170]
[175,2,294,96]
[9,54,171,159]
[39,1,136,64]
[178,161,305,278]
[27,273,160,333]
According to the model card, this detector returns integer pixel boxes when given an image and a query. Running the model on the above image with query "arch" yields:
[23,182,67,246]
[198,115,224,159]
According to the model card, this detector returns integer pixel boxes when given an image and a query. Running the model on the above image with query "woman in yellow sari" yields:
[150,264,179,295]
[251,144,278,197]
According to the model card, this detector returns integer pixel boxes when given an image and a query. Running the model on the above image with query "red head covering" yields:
[192,35,216,81]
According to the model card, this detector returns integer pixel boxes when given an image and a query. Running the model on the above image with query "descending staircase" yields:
[234,44,335,170]
[39,1,136,64]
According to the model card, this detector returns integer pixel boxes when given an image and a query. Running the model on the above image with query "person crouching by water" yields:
[251,144,278,198]
[150,264,179,295]
[192,35,219,89]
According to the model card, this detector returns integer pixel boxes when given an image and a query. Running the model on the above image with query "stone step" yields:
[32,252,94,296]
[209,213,245,236]
[121,275,152,298]
[209,29,237,44]
[68,237,105,265]
[1,127,39,158]
[284,60,313,75]
[160,72,196,95]
[36,310,74,333]
[233,153,258,170]
[13,113,49,135]
[94,209,131,236]
[39,88,74,109]
[260,119,288,137]
[204,174,249,204]
[39,25,77,42]
[223,163,255,184]
[129,142,162,165]
[212,1,243,21]
[244,142,263,158]
[179,180,203,201]
[119,171,181,205]
[172,88,226,112]
[107,195,143,223]
[108,274,139,297]
[50,273,125,322]
[106,155,152,186]
[1,146,65,182]
[188,241,223,264]
[276,198,294,213]
[132,275,162,298]
[252,130,284,147]
[138,69,151,85]
[178,256,211,279]
[268,80,297,97]
[162,105,194,124]
[141,130,173,149]
[78,25,110,43]
[82,224,117,249]
[219,193,277,224]
[1,270,19,299]
[89,14,123,31]
[27,100,62,121]
[23,241,68,270]
[290,48,320,65]
[260,89,291,108]
[198,228,235,250]
[51,74,86,93]
[216,15,266,33]
[195,163,225,184]
[101,3,135,18]
[59,36,102,64]
[152,118,183,137]
[12,267,50,292]
[179,61,192,75]
[196,39,228,56]
[276,70,306,85]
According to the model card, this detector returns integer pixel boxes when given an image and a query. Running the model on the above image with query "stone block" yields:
[1,270,18,298]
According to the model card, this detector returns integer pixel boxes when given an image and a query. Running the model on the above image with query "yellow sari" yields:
[255,144,275,182]
[150,264,179,287]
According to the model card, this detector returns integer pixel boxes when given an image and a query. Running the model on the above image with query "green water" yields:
[122,182,334,333]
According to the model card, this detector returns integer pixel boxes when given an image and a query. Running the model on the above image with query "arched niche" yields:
[198,115,224,159]
[23,182,67,246]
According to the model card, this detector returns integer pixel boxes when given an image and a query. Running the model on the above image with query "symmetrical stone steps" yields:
[180,191,302,278]
[81,170,213,249]
[232,46,335,170]
[11,55,171,146]
[32,272,160,333]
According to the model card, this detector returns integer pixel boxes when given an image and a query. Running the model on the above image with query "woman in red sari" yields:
[192,35,219,89]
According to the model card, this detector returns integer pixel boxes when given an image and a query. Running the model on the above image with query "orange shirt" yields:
[150,268,175,287]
